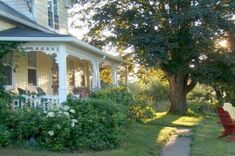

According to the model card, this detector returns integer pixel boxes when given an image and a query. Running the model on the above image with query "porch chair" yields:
[73,87,89,98]
[216,106,235,140]
[17,88,28,95]
[36,87,46,96]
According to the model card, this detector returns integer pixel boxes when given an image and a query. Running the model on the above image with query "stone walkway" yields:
[160,129,192,156]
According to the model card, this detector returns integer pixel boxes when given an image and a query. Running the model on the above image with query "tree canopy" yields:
[71,0,235,112]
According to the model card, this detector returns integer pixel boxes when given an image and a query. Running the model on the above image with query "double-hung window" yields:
[1,54,12,86]
[28,52,37,86]
[48,0,59,30]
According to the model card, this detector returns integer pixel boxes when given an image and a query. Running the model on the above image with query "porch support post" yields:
[91,60,101,89]
[112,64,118,85]
[125,66,129,86]
[58,45,68,104]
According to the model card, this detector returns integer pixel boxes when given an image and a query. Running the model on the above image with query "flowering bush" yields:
[65,98,127,150]
[0,97,127,151]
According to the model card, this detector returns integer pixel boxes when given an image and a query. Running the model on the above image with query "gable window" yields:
[28,52,37,86]
[1,54,12,86]
[48,0,59,30]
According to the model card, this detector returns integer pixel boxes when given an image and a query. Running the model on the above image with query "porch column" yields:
[91,60,101,89]
[112,64,118,85]
[125,66,129,86]
[58,45,68,103]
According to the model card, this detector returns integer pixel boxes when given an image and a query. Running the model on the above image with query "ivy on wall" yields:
[0,41,21,101]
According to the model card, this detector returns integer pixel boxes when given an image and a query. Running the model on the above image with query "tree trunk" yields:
[168,72,197,113]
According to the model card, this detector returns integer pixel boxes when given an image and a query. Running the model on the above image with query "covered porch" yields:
[0,29,130,110]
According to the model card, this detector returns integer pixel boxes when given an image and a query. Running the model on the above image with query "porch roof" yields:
[0,28,131,65]
[0,27,70,37]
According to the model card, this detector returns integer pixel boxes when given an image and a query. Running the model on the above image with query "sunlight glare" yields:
[218,40,228,48]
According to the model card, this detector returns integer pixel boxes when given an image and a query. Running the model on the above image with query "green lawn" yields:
[2,114,234,156]
[191,116,235,156]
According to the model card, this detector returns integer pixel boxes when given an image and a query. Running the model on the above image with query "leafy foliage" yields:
[71,0,235,112]
[0,97,127,151]
[91,86,133,108]
[128,69,169,121]
[187,85,218,115]
[0,42,21,102]
[65,98,127,150]
[100,66,113,85]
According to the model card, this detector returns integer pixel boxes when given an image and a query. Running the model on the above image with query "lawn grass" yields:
[191,116,235,156]
[9,114,234,156]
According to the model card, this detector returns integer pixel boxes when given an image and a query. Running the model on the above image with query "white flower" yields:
[71,122,75,127]
[57,124,61,129]
[58,111,63,114]
[71,119,78,123]
[69,109,75,114]
[71,119,78,127]
[199,54,208,61]
[48,131,54,136]
[63,105,70,111]
[63,112,69,116]
[47,112,55,117]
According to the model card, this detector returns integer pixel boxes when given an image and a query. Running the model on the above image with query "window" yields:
[48,0,59,29]
[28,52,37,86]
[1,54,12,86]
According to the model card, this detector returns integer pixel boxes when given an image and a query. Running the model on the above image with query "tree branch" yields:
[186,80,197,93]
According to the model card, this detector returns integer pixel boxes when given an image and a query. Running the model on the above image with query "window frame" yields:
[27,52,38,86]
[1,54,13,89]
[47,0,59,30]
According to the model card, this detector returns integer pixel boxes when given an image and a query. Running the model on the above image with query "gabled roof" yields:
[0,27,71,37]
[0,1,131,65]
[0,1,36,25]
[0,1,54,33]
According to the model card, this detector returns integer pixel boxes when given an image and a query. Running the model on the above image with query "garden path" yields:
[160,128,192,156]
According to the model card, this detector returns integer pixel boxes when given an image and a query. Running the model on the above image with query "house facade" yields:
[0,0,129,105]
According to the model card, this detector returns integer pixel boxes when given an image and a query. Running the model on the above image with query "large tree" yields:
[71,0,235,113]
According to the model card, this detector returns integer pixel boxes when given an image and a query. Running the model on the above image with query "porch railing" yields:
[12,95,59,112]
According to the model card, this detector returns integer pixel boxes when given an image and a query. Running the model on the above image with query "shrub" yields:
[129,96,157,122]
[187,84,217,115]
[128,80,168,121]
[91,86,133,107]
[90,86,157,122]
[0,125,11,146]
[0,96,127,151]
[65,98,127,150]
[39,109,72,151]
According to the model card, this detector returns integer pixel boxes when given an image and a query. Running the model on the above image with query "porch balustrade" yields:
[12,95,59,112]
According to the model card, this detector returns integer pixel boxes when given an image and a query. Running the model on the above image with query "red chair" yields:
[216,106,235,138]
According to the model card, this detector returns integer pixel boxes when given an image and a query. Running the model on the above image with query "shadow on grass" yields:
[147,112,203,128]
[191,116,235,156]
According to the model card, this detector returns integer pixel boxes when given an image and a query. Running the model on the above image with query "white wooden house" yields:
[0,0,129,107]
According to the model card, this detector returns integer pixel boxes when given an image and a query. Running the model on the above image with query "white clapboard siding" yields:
[1,0,68,34]
[35,0,68,34]
[34,0,48,28]
[13,52,53,95]
[58,0,68,34]
[1,0,35,20]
